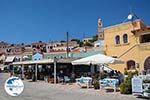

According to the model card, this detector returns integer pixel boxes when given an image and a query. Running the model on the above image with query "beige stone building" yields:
[102,19,150,74]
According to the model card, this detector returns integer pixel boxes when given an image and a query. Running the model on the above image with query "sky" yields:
[0,0,149,44]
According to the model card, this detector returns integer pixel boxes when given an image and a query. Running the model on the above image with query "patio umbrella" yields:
[72,54,124,65]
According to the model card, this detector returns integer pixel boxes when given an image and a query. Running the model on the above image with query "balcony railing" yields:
[139,42,150,50]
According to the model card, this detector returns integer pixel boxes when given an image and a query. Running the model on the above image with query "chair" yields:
[64,76,71,83]
[57,76,64,83]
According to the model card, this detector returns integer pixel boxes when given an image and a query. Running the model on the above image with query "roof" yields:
[13,58,77,65]
[94,40,104,45]
[103,19,142,30]
[71,50,104,58]
[5,56,16,63]
[131,27,150,34]
[57,58,78,63]
[44,49,104,59]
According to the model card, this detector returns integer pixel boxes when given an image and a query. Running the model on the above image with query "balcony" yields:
[139,43,150,50]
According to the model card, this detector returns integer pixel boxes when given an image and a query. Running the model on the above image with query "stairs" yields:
[118,44,138,58]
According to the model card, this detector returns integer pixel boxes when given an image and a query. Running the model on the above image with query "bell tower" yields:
[97,18,104,40]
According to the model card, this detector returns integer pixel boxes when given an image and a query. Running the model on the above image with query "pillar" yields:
[35,64,38,81]
[54,57,57,84]
[21,64,24,80]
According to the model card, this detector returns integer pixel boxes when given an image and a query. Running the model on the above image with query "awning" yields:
[102,65,113,72]
[0,65,7,70]
[5,56,15,63]
[23,56,29,59]
[72,54,124,65]
[13,59,54,65]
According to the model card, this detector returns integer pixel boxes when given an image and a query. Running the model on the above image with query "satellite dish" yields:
[127,14,133,20]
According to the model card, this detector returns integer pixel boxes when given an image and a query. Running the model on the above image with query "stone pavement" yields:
[0,73,145,100]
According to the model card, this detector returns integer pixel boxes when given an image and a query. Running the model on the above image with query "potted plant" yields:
[93,79,100,89]
[143,86,150,98]
[120,72,133,94]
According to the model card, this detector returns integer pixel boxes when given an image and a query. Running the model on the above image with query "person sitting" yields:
[58,70,64,83]
[70,72,75,82]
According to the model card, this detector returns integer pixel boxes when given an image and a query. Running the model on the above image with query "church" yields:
[98,14,150,74]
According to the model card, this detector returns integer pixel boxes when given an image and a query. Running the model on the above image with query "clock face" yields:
[128,14,133,20]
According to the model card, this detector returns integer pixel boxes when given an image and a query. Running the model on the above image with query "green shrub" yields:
[120,71,138,94]
[93,79,100,89]
[124,70,128,75]
[120,82,132,94]
[145,87,150,93]
[3,67,9,73]
[13,67,18,74]
[132,70,138,76]
[120,76,132,94]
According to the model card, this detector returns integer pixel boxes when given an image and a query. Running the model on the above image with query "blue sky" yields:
[0,0,149,44]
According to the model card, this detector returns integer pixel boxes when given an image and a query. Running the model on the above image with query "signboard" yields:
[132,77,143,93]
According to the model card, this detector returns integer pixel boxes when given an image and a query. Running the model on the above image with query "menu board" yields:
[132,77,143,93]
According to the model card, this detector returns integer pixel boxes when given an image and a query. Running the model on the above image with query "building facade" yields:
[32,52,43,61]
[103,19,150,74]
[46,41,79,53]
[0,41,9,54]
[32,41,46,53]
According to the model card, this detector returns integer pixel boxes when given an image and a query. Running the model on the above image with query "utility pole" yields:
[66,32,69,58]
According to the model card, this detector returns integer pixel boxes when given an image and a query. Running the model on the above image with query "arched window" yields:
[123,34,128,43]
[127,60,136,70]
[115,35,120,44]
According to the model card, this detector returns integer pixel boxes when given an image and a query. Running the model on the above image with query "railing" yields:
[139,43,150,50]
[118,44,137,58]
[118,42,150,58]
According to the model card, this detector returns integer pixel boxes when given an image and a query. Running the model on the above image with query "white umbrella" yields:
[72,54,124,65]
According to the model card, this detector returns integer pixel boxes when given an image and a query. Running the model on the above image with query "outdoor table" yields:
[99,78,119,92]
[76,77,92,88]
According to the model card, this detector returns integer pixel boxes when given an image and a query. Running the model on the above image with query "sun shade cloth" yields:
[72,54,124,65]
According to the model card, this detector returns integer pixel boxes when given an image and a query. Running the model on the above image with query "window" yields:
[115,35,120,44]
[123,34,128,43]
[127,60,136,70]
[141,34,150,43]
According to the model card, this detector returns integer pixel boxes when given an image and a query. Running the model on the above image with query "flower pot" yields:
[94,86,100,89]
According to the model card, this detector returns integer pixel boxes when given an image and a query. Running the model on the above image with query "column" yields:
[54,57,57,84]
[21,64,24,80]
[35,64,38,81]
